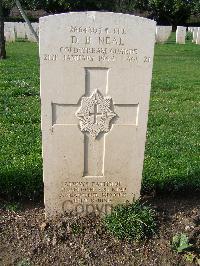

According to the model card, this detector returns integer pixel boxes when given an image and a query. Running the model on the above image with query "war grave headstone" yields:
[40,12,156,217]
[4,22,16,42]
[176,26,186,44]
[196,28,200,45]
[165,26,172,40]
[156,26,172,43]
[4,30,16,42]
[4,22,15,32]
[16,22,26,39]
[192,27,198,43]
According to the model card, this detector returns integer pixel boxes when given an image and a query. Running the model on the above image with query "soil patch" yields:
[0,195,200,265]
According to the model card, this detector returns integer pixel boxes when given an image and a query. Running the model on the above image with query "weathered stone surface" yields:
[156,26,172,43]
[176,26,186,44]
[40,12,156,217]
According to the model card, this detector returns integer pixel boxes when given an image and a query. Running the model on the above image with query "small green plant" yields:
[184,252,196,263]
[184,252,200,265]
[104,200,157,240]
[5,202,21,212]
[17,258,31,266]
[71,222,83,235]
[171,233,192,253]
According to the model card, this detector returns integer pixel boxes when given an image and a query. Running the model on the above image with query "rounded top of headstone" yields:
[40,11,156,27]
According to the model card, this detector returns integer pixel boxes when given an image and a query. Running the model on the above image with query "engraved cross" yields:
[90,103,102,124]
[51,67,139,178]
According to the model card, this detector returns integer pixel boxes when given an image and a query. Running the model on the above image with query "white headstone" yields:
[40,12,156,217]
[4,22,16,42]
[16,22,26,39]
[4,22,15,32]
[4,29,16,42]
[188,27,194,33]
[196,28,200,45]
[176,26,186,44]
[192,27,198,43]
[156,26,172,43]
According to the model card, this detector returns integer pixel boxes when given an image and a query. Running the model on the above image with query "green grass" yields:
[0,42,42,200]
[0,38,199,200]
[104,200,157,240]
[143,35,200,193]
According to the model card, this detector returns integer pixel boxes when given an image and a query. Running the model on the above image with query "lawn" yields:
[0,41,42,200]
[0,38,199,200]
[143,36,200,193]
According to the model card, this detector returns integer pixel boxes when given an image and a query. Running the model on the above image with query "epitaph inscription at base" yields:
[40,12,156,217]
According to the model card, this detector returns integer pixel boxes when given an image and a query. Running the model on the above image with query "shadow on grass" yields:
[0,167,43,202]
[142,169,200,197]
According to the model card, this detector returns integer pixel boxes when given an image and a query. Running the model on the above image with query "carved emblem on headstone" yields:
[76,89,116,138]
